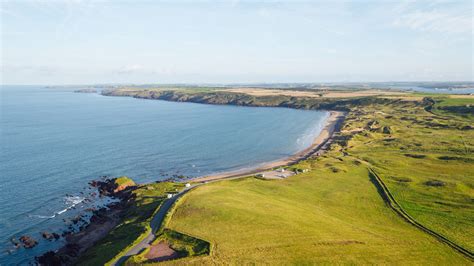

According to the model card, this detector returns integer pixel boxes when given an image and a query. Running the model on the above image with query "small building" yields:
[167,193,173,199]
[185,183,191,188]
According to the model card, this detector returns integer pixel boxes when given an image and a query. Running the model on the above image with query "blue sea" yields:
[0,85,329,264]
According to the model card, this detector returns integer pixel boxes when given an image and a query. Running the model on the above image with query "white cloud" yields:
[392,4,472,34]
[117,64,145,74]
[115,64,175,76]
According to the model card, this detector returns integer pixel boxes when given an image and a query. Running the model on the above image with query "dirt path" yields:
[145,241,179,262]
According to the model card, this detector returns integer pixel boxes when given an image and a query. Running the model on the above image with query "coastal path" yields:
[111,184,201,266]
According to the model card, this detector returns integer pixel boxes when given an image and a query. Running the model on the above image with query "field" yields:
[221,88,408,98]
[153,93,473,264]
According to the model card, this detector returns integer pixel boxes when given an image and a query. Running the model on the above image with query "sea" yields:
[0,85,329,264]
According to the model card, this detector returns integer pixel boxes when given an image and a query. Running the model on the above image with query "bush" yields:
[424,180,446,187]
[404,154,426,159]
[438,156,474,163]
[390,176,412,183]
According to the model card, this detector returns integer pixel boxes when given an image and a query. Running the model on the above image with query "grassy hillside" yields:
[345,97,473,252]
[155,95,473,264]
[77,182,184,265]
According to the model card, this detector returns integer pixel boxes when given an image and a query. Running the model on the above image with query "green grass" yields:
[76,182,184,265]
[115,176,136,187]
[156,96,473,264]
[125,229,210,265]
[429,96,474,120]
[346,101,474,252]
[163,164,468,264]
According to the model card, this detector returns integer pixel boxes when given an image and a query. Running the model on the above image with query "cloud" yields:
[117,64,145,74]
[115,64,175,76]
[391,3,472,34]
[1,65,59,76]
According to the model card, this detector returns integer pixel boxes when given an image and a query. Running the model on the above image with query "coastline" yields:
[192,110,346,183]
[34,110,345,264]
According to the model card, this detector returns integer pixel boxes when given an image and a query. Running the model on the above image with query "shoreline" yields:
[191,110,346,183]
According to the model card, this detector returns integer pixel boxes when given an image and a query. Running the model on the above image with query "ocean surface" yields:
[0,85,329,264]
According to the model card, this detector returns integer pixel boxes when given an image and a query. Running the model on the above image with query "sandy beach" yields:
[192,110,346,183]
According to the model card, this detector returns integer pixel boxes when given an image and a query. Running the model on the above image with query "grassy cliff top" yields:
[114,176,135,187]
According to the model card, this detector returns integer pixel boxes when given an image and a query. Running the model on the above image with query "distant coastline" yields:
[74,88,98,93]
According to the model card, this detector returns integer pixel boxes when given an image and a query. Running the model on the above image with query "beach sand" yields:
[192,111,346,183]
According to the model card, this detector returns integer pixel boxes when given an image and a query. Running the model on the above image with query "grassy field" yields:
[345,97,474,252]
[429,96,474,120]
[153,94,474,264]
[77,181,184,265]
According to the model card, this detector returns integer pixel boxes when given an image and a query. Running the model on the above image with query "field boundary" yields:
[368,167,473,260]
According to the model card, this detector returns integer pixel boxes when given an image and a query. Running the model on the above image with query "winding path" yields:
[111,184,200,266]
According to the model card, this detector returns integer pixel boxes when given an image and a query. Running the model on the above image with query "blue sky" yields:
[1,0,472,85]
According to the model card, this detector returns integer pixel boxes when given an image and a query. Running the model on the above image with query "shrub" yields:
[424,180,446,187]
[404,154,426,159]
[390,176,412,183]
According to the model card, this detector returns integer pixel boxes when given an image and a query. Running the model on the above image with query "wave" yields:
[28,214,56,219]
[28,195,85,219]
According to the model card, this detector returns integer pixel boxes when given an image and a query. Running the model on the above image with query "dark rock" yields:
[36,251,62,266]
[19,235,38,249]
[41,231,55,240]
[382,126,392,134]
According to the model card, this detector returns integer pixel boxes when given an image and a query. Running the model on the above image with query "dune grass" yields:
[346,98,474,252]
[156,96,473,264]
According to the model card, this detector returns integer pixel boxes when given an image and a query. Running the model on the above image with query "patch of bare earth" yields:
[379,96,424,101]
[323,90,407,98]
[145,241,180,262]
[449,94,474,99]
[221,88,323,97]
[221,88,407,98]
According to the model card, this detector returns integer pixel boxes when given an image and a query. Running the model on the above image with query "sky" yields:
[1,0,473,85]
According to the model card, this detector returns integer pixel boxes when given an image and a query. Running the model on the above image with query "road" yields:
[111,184,200,266]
